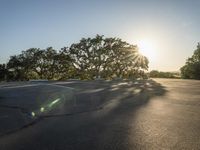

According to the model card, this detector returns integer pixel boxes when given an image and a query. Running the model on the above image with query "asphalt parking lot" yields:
[0,79,200,150]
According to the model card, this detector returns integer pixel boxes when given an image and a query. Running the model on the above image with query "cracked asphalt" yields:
[0,79,200,150]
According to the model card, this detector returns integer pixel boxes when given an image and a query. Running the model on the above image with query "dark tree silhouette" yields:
[0,64,7,81]
[181,43,200,80]
[3,35,149,81]
[68,35,148,79]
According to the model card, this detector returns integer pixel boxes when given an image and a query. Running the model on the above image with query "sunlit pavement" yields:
[0,79,200,150]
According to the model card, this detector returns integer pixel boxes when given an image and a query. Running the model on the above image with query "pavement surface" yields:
[0,79,200,150]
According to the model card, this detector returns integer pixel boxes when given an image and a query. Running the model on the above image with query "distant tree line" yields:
[180,43,200,80]
[149,70,180,78]
[0,35,149,81]
[149,42,200,80]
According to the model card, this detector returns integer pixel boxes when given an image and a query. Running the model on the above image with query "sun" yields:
[137,40,156,61]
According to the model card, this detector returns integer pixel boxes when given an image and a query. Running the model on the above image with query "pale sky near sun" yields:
[1,0,200,71]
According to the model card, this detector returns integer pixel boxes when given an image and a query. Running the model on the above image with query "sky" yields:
[1,0,200,71]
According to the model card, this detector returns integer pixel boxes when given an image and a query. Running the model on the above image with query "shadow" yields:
[0,79,167,150]
[87,79,167,150]
[51,79,168,150]
[65,79,167,111]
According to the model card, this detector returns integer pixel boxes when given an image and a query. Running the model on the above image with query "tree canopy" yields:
[1,35,149,81]
[180,43,200,80]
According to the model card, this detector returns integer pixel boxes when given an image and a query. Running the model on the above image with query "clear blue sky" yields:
[1,0,200,71]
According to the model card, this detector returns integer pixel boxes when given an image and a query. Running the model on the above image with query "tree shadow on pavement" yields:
[83,79,168,150]
[0,79,167,150]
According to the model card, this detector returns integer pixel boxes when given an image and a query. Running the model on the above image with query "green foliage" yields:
[149,70,180,78]
[68,35,148,79]
[6,47,73,80]
[0,64,7,81]
[180,43,200,80]
[3,35,149,81]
